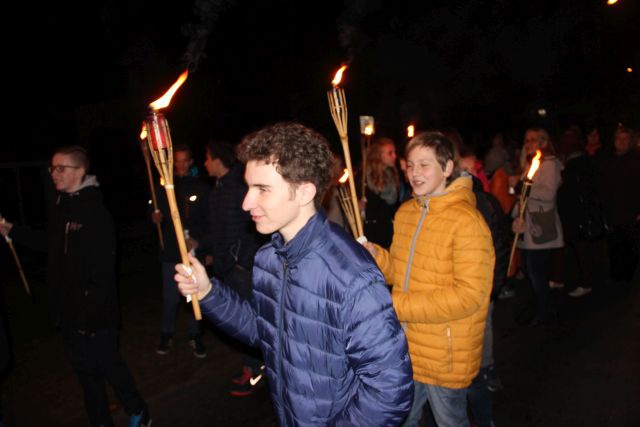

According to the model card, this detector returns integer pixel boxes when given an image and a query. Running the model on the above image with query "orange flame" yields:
[139,123,148,140]
[149,70,189,110]
[526,150,542,180]
[339,169,349,183]
[332,65,348,87]
[407,124,415,138]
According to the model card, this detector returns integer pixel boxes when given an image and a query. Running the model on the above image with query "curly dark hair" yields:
[237,122,335,207]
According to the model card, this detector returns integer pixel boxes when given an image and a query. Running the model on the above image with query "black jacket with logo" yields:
[11,176,120,331]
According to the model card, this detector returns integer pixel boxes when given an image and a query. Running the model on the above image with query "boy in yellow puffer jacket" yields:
[365,131,495,427]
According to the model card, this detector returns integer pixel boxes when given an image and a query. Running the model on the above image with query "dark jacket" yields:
[595,150,640,226]
[156,175,209,262]
[199,163,263,278]
[11,177,119,331]
[199,211,414,426]
[557,152,607,242]
[471,175,509,300]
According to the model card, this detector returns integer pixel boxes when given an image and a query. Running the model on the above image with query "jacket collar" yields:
[412,176,475,212]
[271,210,326,263]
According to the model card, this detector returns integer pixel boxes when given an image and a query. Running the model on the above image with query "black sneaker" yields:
[190,335,207,359]
[156,334,173,355]
[128,407,152,427]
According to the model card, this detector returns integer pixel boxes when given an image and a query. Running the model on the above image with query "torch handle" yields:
[507,182,532,276]
[6,237,31,297]
[164,186,202,320]
[340,135,364,238]
[141,142,165,249]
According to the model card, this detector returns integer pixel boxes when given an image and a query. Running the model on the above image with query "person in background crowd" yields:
[557,131,608,297]
[584,125,604,157]
[152,144,209,358]
[174,122,414,425]
[193,139,266,397]
[364,131,494,427]
[512,128,564,327]
[596,126,640,285]
[459,145,510,426]
[484,132,512,178]
[361,137,401,249]
[0,146,151,426]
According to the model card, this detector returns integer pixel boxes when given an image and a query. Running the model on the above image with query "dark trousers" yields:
[607,224,640,282]
[521,249,553,322]
[62,328,145,426]
[564,238,607,289]
[161,262,201,337]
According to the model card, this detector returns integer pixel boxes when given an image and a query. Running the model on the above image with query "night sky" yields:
[4,0,639,222]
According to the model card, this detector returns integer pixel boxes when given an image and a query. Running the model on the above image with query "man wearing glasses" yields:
[0,146,151,427]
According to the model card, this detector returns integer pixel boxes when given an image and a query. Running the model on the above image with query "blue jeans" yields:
[402,381,469,427]
[160,262,201,337]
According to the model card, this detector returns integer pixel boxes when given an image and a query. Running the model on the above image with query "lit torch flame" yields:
[140,123,148,140]
[407,124,415,138]
[526,150,542,180]
[339,169,349,184]
[332,65,348,87]
[149,70,189,110]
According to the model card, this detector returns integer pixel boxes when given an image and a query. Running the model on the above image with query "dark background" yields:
[3,0,640,224]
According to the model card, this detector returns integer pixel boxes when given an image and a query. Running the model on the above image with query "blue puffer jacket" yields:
[200,211,414,426]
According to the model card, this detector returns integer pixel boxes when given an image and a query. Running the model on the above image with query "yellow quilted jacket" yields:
[374,177,495,389]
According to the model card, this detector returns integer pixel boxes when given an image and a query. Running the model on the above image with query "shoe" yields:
[190,335,207,359]
[549,281,565,289]
[231,366,253,385]
[484,366,503,392]
[569,286,592,298]
[230,365,265,397]
[156,334,173,355]
[129,408,152,427]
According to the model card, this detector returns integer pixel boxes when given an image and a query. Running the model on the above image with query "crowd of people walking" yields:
[0,119,638,426]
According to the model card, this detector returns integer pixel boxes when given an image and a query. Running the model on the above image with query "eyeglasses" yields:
[48,165,81,174]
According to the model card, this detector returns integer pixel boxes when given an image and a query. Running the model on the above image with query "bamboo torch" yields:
[139,124,164,250]
[142,70,201,320]
[327,65,364,239]
[507,150,542,274]
[0,214,31,297]
[337,169,358,238]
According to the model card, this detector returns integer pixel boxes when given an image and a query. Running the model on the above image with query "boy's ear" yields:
[297,182,317,206]
[444,159,454,178]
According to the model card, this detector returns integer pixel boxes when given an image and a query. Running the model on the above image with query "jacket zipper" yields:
[400,200,429,329]
[278,259,289,410]
[64,222,70,255]
[446,325,453,372]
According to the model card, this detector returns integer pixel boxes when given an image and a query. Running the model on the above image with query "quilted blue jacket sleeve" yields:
[198,277,259,347]
[333,270,414,426]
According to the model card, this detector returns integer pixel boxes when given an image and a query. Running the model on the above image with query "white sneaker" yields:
[569,286,592,297]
